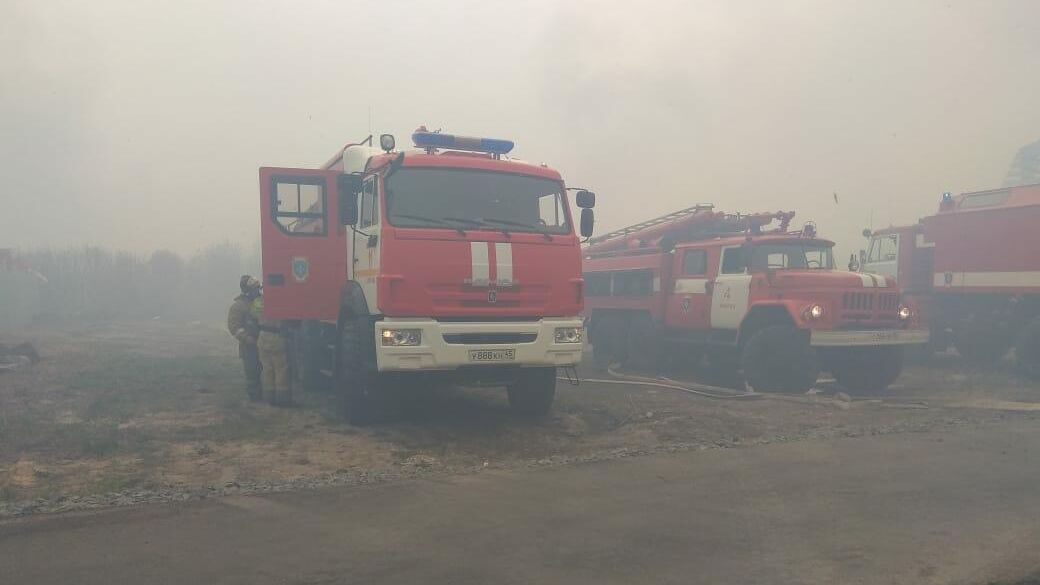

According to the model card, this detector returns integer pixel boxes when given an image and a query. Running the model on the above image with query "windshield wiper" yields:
[481,217,553,241]
[393,214,466,235]
[442,216,507,237]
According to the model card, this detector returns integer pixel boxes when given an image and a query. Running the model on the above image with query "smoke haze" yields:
[3,0,1039,258]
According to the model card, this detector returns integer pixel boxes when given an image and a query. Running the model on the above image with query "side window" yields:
[360,178,378,228]
[538,193,567,229]
[273,178,326,236]
[681,250,707,275]
[720,248,746,274]
[613,270,653,296]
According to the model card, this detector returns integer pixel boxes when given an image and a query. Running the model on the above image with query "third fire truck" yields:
[860,184,1040,377]
[259,129,595,423]
[583,206,928,393]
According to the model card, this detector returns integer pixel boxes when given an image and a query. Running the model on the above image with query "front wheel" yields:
[828,346,904,394]
[741,325,818,393]
[336,315,382,425]
[507,367,557,416]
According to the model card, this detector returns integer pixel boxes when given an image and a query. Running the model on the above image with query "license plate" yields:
[469,348,516,362]
[871,330,899,342]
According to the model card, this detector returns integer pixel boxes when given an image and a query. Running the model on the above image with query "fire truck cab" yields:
[584,207,928,393]
[861,184,1040,376]
[258,129,594,423]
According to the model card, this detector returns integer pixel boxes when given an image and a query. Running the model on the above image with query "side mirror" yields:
[575,190,596,209]
[580,208,595,238]
[862,228,873,238]
[379,134,395,152]
[848,253,860,272]
[337,174,361,226]
[859,249,867,264]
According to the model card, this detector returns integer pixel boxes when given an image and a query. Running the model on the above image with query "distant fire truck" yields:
[860,184,1040,377]
[583,206,928,393]
[259,129,595,423]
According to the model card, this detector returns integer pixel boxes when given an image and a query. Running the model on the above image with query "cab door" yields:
[710,246,753,330]
[350,174,381,313]
[665,247,712,332]
[259,167,347,320]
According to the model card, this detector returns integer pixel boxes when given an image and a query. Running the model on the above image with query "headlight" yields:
[380,328,422,346]
[554,327,583,344]
[805,304,825,320]
[897,305,913,321]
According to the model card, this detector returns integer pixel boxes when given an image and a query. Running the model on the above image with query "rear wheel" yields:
[828,346,904,394]
[337,315,382,425]
[624,314,659,372]
[506,367,556,416]
[953,321,1010,366]
[1015,320,1040,380]
[741,325,818,393]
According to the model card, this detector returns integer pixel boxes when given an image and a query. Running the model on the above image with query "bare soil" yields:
[1,320,1037,511]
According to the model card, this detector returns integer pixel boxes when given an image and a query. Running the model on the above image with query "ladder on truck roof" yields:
[587,204,715,246]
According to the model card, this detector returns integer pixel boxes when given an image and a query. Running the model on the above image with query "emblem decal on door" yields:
[488,290,497,304]
[291,257,310,282]
[681,297,691,313]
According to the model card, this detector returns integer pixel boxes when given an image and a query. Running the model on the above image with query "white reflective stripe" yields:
[673,278,708,293]
[494,242,513,285]
[934,271,1040,288]
[470,242,490,285]
[915,234,935,248]
[858,273,876,287]
[866,273,889,288]
[652,277,661,292]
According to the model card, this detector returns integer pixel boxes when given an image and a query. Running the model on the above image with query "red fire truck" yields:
[583,206,928,393]
[860,184,1040,377]
[259,129,595,423]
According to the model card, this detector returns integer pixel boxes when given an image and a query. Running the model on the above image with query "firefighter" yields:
[227,275,262,401]
[252,294,293,406]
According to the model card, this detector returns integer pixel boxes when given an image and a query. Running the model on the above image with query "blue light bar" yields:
[412,130,514,155]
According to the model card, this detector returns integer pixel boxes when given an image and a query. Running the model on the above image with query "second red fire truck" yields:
[860,184,1040,377]
[259,129,595,423]
[583,206,929,393]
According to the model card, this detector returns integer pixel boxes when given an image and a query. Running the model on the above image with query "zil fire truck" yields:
[860,184,1040,377]
[582,206,929,393]
[259,129,596,423]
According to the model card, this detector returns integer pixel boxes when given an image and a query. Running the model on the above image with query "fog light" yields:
[554,327,583,344]
[381,328,421,346]
[898,305,913,321]
[805,304,825,320]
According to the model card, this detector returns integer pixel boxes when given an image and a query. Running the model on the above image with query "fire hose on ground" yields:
[559,364,761,400]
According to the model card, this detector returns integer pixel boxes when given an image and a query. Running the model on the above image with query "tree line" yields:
[2,243,260,326]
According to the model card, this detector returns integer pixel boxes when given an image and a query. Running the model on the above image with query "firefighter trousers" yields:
[239,343,261,401]
[258,336,292,406]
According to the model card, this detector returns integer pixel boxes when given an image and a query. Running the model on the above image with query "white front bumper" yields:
[810,328,930,347]
[374,317,584,372]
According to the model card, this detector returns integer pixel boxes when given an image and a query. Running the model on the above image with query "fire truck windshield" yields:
[750,242,834,271]
[384,168,570,235]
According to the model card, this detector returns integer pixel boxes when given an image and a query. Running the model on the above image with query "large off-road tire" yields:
[1014,320,1040,381]
[336,315,381,425]
[589,314,627,370]
[506,367,557,416]
[741,325,818,393]
[828,346,904,394]
[953,321,1010,366]
[294,321,330,392]
[624,314,660,372]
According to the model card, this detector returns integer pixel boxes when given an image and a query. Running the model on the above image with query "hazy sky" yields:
[3,0,1039,259]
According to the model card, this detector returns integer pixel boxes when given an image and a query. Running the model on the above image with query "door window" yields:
[360,177,378,229]
[720,248,746,274]
[681,249,707,275]
[272,178,326,236]
[867,234,899,263]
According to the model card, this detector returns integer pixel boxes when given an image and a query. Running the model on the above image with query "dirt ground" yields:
[1,320,1038,511]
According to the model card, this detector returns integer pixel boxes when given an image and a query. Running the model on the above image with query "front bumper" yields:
[374,317,584,372]
[810,328,930,347]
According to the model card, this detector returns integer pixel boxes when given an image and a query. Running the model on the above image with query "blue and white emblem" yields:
[291,257,310,282]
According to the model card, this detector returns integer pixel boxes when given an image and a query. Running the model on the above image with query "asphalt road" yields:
[3,419,1040,585]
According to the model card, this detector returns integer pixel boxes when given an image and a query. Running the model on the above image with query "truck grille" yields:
[442,333,538,345]
[842,292,899,311]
